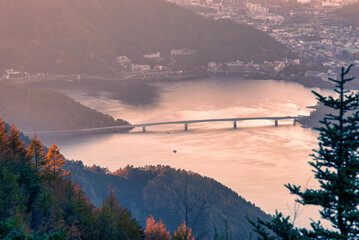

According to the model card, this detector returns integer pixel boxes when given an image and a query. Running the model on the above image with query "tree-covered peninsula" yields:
[0,83,129,131]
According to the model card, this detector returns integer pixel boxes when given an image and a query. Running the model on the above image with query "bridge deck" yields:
[24,116,302,135]
[129,116,299,127]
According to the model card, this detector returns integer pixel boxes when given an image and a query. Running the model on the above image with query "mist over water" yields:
[41,77,333,228]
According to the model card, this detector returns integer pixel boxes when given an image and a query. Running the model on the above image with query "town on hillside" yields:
[1,0,358,85]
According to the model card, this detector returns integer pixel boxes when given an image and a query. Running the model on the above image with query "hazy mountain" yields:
[65,161,272,239]
[0,83,129,131]
[0,0,294,74]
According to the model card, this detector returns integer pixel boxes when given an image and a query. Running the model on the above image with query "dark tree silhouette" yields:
[251,65,359,239]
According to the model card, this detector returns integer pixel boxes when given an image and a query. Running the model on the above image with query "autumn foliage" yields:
[173,222,195,240]
[0,119,142,239]
[145,215,171,240]
[0,119,196,239]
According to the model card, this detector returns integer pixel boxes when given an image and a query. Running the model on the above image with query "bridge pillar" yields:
[293,119,297,126]
[233,121,237,129]
[275,120,278,127]
[142,126,146,132]
[184,123,188,131]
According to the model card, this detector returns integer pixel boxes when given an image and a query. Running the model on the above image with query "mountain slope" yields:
[0,83,129,131]
[0,120,143,239]
[0,0,294,74]
[65,161,272,239]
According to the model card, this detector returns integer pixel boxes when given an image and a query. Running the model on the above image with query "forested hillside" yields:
[0,119,267,239]
[0,83,129,131]
[65,162,271,239]
[0,119,143,239]
[0,0,294,74]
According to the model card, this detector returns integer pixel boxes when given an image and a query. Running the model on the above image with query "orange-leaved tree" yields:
[44,143,69,181]
[173,221,195,240]
[26,134,46,170]
[144,215,171,240]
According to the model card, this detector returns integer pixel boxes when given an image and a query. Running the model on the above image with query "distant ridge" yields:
[0,0,294,74]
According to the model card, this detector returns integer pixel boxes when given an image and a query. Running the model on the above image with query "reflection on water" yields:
[39,77,332,228]
[25,78,159,107]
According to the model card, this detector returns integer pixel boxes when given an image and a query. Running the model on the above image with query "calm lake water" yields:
[39,76,332,228]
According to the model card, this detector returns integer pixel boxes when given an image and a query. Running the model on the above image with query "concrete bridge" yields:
[25,116,303,135]
[129,116,300,132]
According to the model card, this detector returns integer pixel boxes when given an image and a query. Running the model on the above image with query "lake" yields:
[38,76,332,228]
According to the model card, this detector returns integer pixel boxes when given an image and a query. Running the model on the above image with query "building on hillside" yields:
[117,56,132,69]
[143,52,161,59]
[250,13,284,23]
[321,0,341,7]
[297,0,311,3]
[131,64,151,72]
[273,61,286,73]
[170,48,197,56]
[208,61,218,72]
[2,69,21,80]
[246,3,269,13]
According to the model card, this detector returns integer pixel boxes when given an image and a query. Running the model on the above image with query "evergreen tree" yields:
[251,65,359,239]
[97,188,122,240]
[96,188,142,240]
[0,219,62,240]
[287,64,359,238]
[45,143,69,181]
[173,222,195,240]
[7,123,26,161]
[0,167,25,225]
[26,134,46,170]
[0,119,8,158]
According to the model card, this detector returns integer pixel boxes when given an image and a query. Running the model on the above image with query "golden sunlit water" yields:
[41,77,334,228]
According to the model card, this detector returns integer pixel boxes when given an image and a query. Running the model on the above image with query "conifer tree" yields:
[287,64,359,238]
[251,65,359,239]
[0,119,8,159]
[96,187,142,240]
[45,143,69,181]
[173,222,195,240]
[26,134,46,170]
[7,123,26,161]
[97,188,122,239]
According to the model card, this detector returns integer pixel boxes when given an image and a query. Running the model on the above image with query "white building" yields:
[170,48,196,56]
[321,0,341,7]
[297,0,311,3]
[132,64,151,72]
[3,69,21,80]
[246,3,269,13]
[143,52,161,59]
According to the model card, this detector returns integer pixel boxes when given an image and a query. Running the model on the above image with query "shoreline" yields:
[12,70,340,132]
[10,70,336,90]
